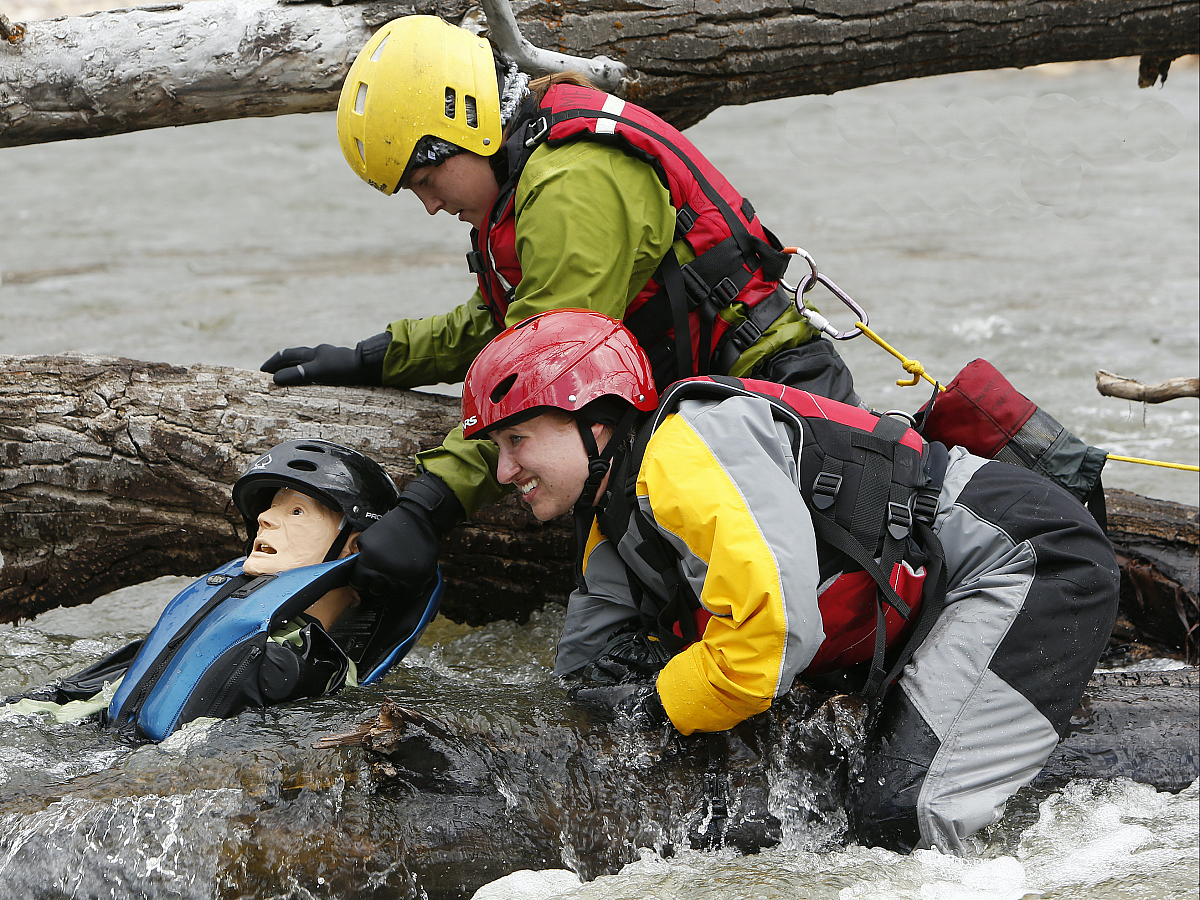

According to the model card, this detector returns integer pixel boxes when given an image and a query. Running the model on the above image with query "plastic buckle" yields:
[713,277,739,305]
[887,501,912,540]
[912,490,939,526]
[465,250,485,274]
[731,316,764,352]
[812,472,842,510]
[675,207,697,238]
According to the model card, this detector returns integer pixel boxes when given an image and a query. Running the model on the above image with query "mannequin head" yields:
[243,488,360,576]
[241,487,361,631]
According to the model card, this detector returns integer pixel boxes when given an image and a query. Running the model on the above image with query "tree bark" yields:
[2,354,1196,662]
[1,0,1196,147]
[1096,370,1200,403]
[0,354,576,627]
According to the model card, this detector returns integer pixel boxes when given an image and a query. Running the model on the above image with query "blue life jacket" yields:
[106,555,442,741]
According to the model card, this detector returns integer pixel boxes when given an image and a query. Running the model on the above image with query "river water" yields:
[1,54,1198,898]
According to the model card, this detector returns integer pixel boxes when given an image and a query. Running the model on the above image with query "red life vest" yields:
[469,84,794,386]
[594,376,948,696]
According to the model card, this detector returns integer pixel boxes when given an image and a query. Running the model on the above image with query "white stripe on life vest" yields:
[596,95,626,134]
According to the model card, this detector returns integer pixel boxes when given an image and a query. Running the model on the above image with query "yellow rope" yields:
[1104,454,1199,472]
[851,321,1200,473]
[855,322,944,391]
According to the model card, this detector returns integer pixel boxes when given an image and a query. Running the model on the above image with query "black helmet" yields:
[232,439,400,546]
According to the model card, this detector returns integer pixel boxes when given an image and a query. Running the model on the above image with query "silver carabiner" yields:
[782,249,869,341]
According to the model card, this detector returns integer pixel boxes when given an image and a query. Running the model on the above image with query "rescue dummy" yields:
[5,440,441,741]
[259,15,861,618]
[457,309,1120,856]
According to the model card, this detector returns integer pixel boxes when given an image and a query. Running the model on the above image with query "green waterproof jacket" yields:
[381,139,821,518]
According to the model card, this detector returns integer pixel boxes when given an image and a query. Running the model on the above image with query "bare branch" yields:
[1096,370,1200,403]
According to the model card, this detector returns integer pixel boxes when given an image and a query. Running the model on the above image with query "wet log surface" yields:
[1039,667,1200,792]
[1,354,1197,663]
[1104,489,1199,663]
[2,666,1194,898]
[1,0,1196,146]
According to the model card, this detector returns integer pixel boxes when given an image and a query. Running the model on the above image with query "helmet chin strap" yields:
[323,516,354,563]
[571,406,641,592]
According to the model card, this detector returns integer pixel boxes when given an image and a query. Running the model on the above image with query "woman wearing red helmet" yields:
[461,308,1118,858]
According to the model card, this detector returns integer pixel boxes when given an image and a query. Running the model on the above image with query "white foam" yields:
[470,868,581,900]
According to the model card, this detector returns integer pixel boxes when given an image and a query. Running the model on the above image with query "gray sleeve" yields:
[553,536,641,677]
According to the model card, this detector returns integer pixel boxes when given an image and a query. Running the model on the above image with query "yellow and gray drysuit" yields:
[559,385,1119,854]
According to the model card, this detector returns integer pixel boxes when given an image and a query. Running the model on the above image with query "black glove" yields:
[569,682,670,728]
[260,332,390,387]
[577,629,674,685]
[350,472,464,602]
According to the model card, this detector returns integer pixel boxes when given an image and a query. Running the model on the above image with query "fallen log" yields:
[0,353,575,627]
[1,354,1197,662]
[343,669,1200,891]
[1,0,1196,146]
[1096,370,1200,403]
[1,665,1195,898]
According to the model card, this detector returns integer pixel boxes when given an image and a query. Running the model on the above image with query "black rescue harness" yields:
[592,377,950,707]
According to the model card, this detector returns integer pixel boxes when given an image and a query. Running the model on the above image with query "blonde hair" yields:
[527,71,597,102]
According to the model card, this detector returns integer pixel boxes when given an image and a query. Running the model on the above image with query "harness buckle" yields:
[713,277,739,306]
[524,116,550,148]
[912,490,939,527]
[465,250,485,274]
[812,471,842,510]
[675,206,697,239]
[887,501,912,540]
[729,316,764,353]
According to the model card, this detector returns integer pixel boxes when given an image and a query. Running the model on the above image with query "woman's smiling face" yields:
[492,412,608,521]
[243,488,343,575]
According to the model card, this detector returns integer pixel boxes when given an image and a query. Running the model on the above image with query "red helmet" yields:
[462,309,658,439]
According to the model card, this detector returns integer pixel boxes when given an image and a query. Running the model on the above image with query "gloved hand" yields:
[261,332,390,387]
[350,472,464,602]
[569,682,670,729]
[577,629,674,685]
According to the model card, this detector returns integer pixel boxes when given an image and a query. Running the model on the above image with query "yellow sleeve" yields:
[640,414,809,735]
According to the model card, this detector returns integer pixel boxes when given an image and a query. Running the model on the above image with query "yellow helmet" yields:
[336,16,503,195]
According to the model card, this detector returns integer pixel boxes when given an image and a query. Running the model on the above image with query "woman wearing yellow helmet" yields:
[261,15,861,607]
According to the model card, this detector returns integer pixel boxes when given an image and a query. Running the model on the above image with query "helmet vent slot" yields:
[287,459,320,472]
[295,444,328,454]
[490,373,518,404]
[465,95,478,128]
[369,33,388,62]
[445,87,456,120]
[354,82,368,115]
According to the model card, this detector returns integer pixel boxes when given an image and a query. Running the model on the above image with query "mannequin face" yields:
[244,488,356,576]
[492,413,610,522]
[404,152,500,229]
